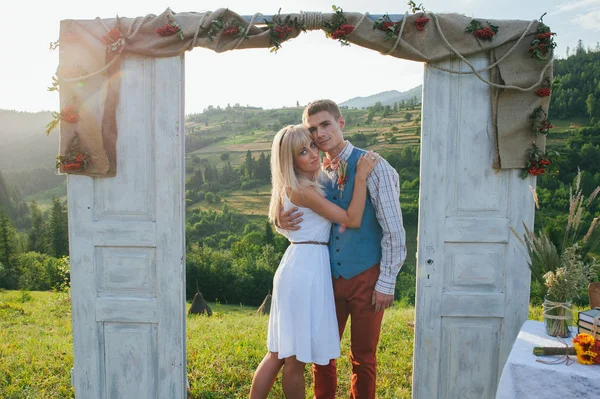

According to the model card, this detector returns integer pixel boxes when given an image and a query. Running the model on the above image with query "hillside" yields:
[340,85,422,109]
[0,110,58,172]
[184,105,421,171]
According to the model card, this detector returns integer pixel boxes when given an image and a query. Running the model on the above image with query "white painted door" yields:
[413,55,535,398]
[67,55,186,399]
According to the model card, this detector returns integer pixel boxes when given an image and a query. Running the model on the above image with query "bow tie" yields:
[323,157,341,171]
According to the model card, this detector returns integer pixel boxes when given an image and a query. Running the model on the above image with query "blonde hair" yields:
[268,124,323,225]
[302,99,343,125]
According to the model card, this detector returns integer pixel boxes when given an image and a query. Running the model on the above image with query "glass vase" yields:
[543,298,572,338]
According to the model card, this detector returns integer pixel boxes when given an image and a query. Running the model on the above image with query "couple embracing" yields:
[250,99,406,399]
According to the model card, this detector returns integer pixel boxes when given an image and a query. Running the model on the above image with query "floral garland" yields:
[415,17,430,31]
[465,20,499,41]
[520,143,557,179]
[573,333,600,365]
[373,14,400,41]
[56,135,90,172]
[45,106,79,135]
[102,28,126,52]
[530,14,556,61]
[206,15,225,41]
[323,5,354,46]
[222,19,248,41]
[531,106,553,135]
[265,11,304,53]
[157,19,184,40]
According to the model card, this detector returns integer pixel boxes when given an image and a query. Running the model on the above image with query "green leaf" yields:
[45,118,60,135]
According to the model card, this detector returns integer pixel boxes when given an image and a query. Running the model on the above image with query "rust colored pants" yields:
[313,264,384,399]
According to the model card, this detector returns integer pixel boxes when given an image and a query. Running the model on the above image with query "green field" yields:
[1,290,587,398]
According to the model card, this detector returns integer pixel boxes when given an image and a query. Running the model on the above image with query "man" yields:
[278,99,406,398]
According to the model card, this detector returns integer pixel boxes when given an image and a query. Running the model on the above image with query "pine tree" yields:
[0,208,13,268]
[28,201,47,253]
[245,150,255,178]
[188,168,204,188]
[49,198,69,258]
[204,164,215,182]
[255,152,270,182]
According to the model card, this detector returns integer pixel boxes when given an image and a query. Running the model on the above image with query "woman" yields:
[249,124,379,399]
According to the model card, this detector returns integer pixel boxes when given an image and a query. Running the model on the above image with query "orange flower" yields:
[573,333,600,365]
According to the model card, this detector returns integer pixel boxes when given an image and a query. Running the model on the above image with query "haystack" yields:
[256,292,272,315]
[188,292,212,316]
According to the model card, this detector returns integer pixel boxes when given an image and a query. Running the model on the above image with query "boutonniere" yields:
[336,161,348,198]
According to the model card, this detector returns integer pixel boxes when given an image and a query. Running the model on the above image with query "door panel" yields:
[68,55,186,399]
[413,55,534,398]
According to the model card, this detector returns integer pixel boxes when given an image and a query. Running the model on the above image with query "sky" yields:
[3,0,600,114]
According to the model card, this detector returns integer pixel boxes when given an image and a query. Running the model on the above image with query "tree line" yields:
[186,150,271,205]
[551,43,600,123]
[0,198,69,291]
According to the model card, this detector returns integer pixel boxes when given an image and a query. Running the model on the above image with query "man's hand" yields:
[372,290,394,312]
[278,207,303,231]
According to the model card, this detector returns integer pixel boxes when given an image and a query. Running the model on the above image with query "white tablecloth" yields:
[496,320,600,398]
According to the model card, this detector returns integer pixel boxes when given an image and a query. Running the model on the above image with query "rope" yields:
[127,14,156,40]
[429,19,536,75]
[383,12,409,56]
[233,12,262,50]
[300,11,323,30]
[59,53,122,83]
[189,11,211,50]
[543,300,572,320]
[95,17,111,33]
[346,12,369,40]
[428,12,552,92]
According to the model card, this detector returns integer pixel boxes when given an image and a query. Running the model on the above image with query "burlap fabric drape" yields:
[57,8,552,177]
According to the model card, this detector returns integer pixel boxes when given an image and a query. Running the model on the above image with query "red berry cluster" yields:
[331,24,354,40]
[60,107,78,124]
[60,152,88,171]
[529,43,551,53]
[223,26,240,36]
[273,26,293,39]
[102,28,124,44]
[415,17,430,31]
[157,23,180,37]
[537,32,553,40]
[473,27,495,40]
[528,158,551,176]
[535,87,551,97]
[536,119,554,134]
[63,161,83,171]
[529,21,555,61]
[378,21,396,32]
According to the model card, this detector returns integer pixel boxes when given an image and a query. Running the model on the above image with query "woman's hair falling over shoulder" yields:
[268,124,324,225]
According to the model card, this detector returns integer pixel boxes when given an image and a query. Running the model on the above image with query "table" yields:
[496,320,600,398]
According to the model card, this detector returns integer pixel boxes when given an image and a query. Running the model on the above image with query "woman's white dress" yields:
[267,196,340,365]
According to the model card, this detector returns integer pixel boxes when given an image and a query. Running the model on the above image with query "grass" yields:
[2,290,587,398]
[0,290,414,398]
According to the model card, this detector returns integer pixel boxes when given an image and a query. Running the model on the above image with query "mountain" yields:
[340,85,422,109]
[0,109,58,172]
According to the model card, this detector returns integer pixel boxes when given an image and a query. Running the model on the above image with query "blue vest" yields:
[324,148,383,279]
